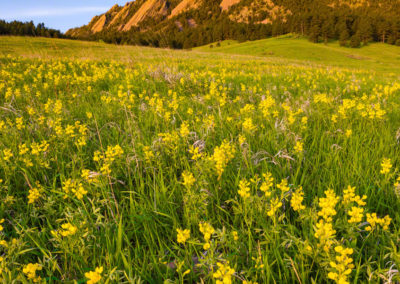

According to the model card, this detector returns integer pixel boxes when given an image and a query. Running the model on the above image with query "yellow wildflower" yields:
[60,223,77,237]
[294,141,304,153]
[180,121,190,138]
[199,222,214,242]
[15,117,25,130]
[23,263,42,283]
[328,246,354,284]
[232,231,239,241]
[177,228,190,244]
[277,179,290,194]
[291,186,306,211]
[238,134,246,145]
[28,188,41,204]
[182,171,196,189]
[74,183,88,200]
[213,262,235,284]
[343,185,366,206]
[267,197,282,217]
[380,158,392,175]
[242,117,257,132]
[348,206,364,224]
[314,220,336,252]
[260,172,274,197]
[2,148,13,161]
[366,213,392,231]
[317,189,339,222]
[85,266,103,284]
[238,179,251,199]
[189,145,203,160]
[209,140,236,180]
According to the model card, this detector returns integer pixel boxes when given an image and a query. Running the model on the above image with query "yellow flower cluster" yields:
[189,145,203,160]
[2,148,13,161]
[59,223,77,237]
[276,179,290,195]
[27,187,41,204]
[348,206,364,224]
[290,186,306,211]
[180,121,190,138]
[238,179,251,199]
[328,246,354,284]
[209,140,236,180]
[294,141,304,153]
[213,262,235,284]
[343,185,366,206]
[62,179,87,200]
[23,263,42,283]
[176,228,190,244]
[365,213,391,231]
[317,189,339,222]
[260,172,274,197]
[314,221,336,252]
[199,222,215,250]
[267,197,282,218]
[142,145,155,163]
[182,171,196,189]
[93,145,124,175]
[315,189,339,251]
[85,266,103,284]
[242,117,257,133]
[380,158,392,175]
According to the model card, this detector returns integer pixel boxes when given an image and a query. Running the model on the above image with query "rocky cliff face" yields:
[66,0,280,37]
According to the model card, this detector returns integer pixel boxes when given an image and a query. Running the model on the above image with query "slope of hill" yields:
[65,0,400,49]
[194,35,400,73]
[2,36,399,74]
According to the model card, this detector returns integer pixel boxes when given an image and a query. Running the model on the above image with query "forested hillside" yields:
[66,0,400,48]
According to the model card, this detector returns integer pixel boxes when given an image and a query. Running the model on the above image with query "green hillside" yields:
[195,35,400,73]
[1,36,400,74]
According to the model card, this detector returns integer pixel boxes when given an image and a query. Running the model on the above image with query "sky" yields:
[0,0,129,32]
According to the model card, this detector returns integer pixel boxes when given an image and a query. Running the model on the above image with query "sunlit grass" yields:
[0,36,399,283]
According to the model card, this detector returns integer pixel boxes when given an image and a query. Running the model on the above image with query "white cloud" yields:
[1,6,110,19]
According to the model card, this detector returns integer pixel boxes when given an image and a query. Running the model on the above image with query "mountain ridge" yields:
[66,0,400,49]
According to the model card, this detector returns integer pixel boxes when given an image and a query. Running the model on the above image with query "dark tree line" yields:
[0,20,63,38]
[281,0,400,47]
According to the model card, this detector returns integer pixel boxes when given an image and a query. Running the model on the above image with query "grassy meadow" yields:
[0,36,400,283]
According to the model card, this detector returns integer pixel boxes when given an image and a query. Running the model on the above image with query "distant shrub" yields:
[350,35,361,48]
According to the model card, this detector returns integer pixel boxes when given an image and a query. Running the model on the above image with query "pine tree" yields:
[350,34,361,48]
[339,28,350,46]
[357,18,372,45]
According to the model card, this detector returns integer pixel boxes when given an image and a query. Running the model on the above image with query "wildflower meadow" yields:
[0,36,399,283]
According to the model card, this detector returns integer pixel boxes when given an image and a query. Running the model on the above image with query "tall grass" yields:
[0,36,399,283]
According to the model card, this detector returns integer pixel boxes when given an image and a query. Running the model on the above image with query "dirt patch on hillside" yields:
[346,54,370,60]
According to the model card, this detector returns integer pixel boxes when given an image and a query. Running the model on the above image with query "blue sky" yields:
[0,0,129,32]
